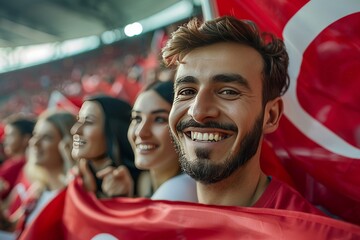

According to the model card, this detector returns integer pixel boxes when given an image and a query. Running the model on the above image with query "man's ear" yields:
[263,97,283,134]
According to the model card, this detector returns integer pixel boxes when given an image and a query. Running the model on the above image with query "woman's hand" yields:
[78,158,134,198]
[78,158,97,193]
[97,166,134,198]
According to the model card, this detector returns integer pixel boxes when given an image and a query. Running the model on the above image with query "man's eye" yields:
[178,88,196,96]
[218,89,242,100]
[219,89,238,95]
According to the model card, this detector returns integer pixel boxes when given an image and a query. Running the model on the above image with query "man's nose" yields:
[187,90,220,123]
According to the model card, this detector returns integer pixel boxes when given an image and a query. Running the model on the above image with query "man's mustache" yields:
[176,118,238,132]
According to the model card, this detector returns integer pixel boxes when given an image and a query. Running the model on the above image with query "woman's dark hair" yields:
[84,95,140,191]
[85,95,134,168]
[144,80,174,105]
[6,117,35,137]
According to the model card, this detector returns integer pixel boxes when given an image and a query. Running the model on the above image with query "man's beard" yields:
[172,114,263,184]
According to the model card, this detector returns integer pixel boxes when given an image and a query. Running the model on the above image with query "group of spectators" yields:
[0,15,357,239]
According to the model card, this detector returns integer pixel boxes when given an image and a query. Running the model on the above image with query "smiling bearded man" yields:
[161,16,327,216]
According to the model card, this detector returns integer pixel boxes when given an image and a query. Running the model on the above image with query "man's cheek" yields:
[169,104,185,133]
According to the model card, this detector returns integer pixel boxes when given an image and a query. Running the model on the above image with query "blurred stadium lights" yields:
[103,0,194,41]
[18,44,56,66]
[124,22,143,37]
[61,36,101,56]
[101,29,123,44]
[0,36,101,74]
[0,0,196,74]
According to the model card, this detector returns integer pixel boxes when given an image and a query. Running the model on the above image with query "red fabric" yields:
[20,179,360,240]
[0,123,4,142]
[254,178,324,216]
[217,0,360,225]
[5,170,32,217]
[0,156,26,199]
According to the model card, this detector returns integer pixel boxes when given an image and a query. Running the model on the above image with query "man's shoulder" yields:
[254,177,324,215]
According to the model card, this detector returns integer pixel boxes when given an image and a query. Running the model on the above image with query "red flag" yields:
[216,0,360,224]
[19,179,360,240]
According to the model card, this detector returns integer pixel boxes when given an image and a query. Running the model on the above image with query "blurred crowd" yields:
[0,30,171,119]
[0,27,185,238]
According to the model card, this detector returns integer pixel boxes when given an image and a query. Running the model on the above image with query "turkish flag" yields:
[19,179,360,240]
[216,0,360,224]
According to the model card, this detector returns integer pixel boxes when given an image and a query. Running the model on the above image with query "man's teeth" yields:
[191,132,223,142]
[137,144,156,150]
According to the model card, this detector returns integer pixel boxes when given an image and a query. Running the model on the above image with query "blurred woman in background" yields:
[0,109,76,237]
[128,81,197,201]
[0,117,35,199]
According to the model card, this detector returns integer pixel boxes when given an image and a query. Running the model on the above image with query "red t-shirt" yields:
[254,177,325,216]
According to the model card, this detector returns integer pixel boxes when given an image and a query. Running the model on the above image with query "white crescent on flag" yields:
[91,234,119,240]
[283,0,360,159]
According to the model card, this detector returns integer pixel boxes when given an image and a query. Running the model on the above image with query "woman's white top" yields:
[151,174,197,202]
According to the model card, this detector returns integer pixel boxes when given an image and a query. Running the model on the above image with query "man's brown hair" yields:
[162,16,290,105]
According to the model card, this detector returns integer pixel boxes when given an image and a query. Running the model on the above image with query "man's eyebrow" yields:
[174,74,251,90]
[132,109,169,114]
[212,74,250,90]
[174,75,197,89]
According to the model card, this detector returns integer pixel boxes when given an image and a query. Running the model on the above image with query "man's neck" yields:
[196,158,269,207]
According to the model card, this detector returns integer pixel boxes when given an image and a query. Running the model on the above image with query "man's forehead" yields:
[174,43,263,87]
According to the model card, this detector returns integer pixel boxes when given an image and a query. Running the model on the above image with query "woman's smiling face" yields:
[128,90,178,171]
[71,101,107,160]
